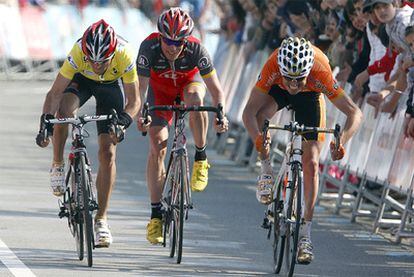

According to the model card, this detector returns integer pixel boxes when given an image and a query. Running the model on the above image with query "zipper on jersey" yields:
[169,60,177,87]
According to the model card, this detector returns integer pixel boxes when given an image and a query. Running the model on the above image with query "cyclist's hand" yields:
[35,114,54,148]
[255,132,271,155]
[214,115,229,133]
[117,111,133,129]
[109,124,126,144]
[137,115,152,133]
[330,141,345,161]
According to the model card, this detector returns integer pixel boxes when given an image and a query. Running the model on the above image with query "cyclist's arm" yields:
[138,75,149,108]
[330,93,363,144]
[123,80,140,119]
[202,70,225,107]
[242,87,276,159]
[42,73,72,115]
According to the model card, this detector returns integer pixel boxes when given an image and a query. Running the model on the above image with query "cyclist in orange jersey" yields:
[242,37,362,264]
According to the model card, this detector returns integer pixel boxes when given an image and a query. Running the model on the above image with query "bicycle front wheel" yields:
[77,155,94,267]
[273,178,285,274]
[174,155,186,264]
[72,163,84,261]
[285,164,302,277]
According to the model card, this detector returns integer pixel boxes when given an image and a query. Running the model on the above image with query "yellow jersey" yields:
[59,38,137,84]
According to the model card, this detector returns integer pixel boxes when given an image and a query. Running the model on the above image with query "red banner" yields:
[20,6,53,59]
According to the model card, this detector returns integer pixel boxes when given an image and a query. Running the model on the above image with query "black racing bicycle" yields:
[142,101,223,264]
[44,111,121,267]
[261,120,340,276]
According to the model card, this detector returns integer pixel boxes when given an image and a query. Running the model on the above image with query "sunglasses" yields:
[283,76,306,82]
[162,37,185,47]
[87,57,112,65]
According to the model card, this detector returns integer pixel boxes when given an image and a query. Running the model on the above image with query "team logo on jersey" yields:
[67,55,78,70]
[160,70,187,80]
[124,63,135,73]
[198,57,210,69]
[333,82,339,90]
[138,55,149,68]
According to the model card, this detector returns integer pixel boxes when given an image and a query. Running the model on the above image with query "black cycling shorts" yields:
[64,73,125,135]
[268,85,326,141]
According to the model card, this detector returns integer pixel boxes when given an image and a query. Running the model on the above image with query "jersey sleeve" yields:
[196,44,215,77]
[59,43,83,80]
[254,51,279,93]
[119,44,138,84]
[136,40,152,78]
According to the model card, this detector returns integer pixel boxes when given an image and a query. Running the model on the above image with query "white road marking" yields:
[0,238,36,277]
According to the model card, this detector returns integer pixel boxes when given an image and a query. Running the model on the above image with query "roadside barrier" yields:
[0,3,153,80]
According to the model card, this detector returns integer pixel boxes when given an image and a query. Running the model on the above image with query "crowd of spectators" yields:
[212,0,414,123]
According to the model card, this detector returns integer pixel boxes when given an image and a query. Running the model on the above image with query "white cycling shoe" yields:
[95,219,113,248]
[50,163,66,197]
[256,173,274,204]
[297,237,314,264]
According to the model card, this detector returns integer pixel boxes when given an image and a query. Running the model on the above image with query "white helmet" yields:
[277,37,314,79]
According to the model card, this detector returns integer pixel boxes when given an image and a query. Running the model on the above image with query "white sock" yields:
[299,221,312,240]
[260,159,273,175]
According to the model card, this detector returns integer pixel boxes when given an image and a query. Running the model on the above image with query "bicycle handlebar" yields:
[141,102,224,136]
[45,114,112,125]
[262,119,341,150]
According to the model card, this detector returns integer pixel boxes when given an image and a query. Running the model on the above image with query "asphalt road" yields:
[1,81,414,276]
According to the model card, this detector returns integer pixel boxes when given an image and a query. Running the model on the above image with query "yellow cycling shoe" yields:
[146,218,163,244]
[191,160,210,192]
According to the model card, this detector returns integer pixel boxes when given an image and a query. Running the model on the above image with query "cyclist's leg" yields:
[93,79,125,220]
[87,80,124,247]
[51,74,92,196]
[290,92,326,263]
[253,86,287,204]
[146,85,172,244]
[183,80,210,191]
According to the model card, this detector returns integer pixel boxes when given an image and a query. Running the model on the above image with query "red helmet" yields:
[81,19,117,62]
[157,7,194,41]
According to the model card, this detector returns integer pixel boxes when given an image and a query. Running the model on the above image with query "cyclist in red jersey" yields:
[243,37,362,264]
[136,7,229,244]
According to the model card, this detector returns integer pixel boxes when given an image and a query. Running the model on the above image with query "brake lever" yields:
[142,102,149,137]
[216,103,224,137]
[334,124,341,151]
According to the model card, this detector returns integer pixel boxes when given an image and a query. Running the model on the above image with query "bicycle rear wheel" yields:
[78,154,94,267]
[273,178,285,274]
[285,164,302,277]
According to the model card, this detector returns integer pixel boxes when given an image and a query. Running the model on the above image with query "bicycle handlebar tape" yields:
[142,102,149,136]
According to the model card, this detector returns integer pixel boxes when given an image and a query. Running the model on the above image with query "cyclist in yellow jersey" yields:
[35,19,140,248]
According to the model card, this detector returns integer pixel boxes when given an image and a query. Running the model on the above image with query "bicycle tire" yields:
[164,158,177,257]
[78,154,94,267]
[286,164,302,277]
[73,162,84,261]
[273,178,285,274]
[175,155,186,264]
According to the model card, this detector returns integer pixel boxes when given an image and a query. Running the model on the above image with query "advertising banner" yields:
[20,6,53,59]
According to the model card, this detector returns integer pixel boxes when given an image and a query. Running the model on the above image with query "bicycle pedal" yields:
[58,210,69,218]
[261,218,271,229]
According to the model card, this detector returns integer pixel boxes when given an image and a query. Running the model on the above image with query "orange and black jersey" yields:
[255,45,345,101]
[136,33,215,92]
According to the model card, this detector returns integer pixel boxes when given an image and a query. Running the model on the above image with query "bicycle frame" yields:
[49,114,110,267]
[143,102,223,264]
[262,120,341,276]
